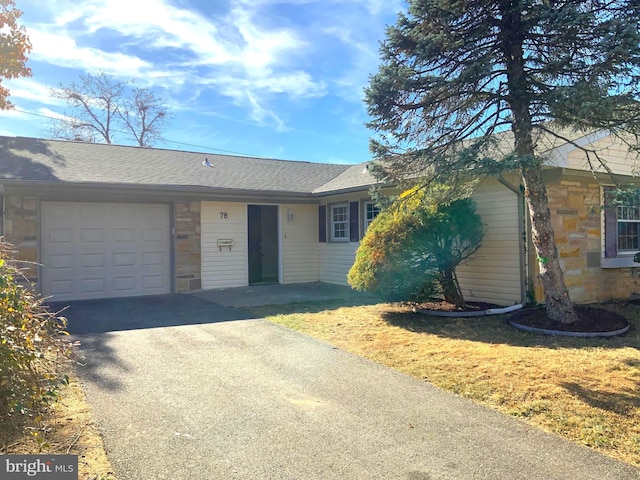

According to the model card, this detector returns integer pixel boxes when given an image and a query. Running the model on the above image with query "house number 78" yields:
[220,212,228,219]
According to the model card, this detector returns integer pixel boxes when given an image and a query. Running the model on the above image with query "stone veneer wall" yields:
[175,201,201,292]
[3,195,38,284]
[531,177,639,304]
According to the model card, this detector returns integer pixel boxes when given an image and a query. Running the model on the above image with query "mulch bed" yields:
[509,305,629,333]
[411,300,502,312]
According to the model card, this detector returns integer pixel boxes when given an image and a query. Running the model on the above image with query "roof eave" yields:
[0,180,318,203]
[312,181,393,197]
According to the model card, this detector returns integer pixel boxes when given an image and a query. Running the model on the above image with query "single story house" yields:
[0,133,638,305]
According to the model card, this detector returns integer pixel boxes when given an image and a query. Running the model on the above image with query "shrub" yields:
[348,187,483,306]
[0,241,73,431]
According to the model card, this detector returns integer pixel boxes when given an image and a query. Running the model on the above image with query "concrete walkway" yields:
[66,295,639,480]
[192,281,376,308]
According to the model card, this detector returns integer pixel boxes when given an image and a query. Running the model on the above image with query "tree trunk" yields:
[498,0,580,325]
[521,166,580,324]
[439,269,466,308]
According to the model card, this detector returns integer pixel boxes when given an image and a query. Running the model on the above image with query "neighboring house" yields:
[0,133,637,306]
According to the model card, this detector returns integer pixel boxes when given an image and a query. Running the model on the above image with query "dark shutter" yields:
[349,201,359,242]
[318,205,327,243]
[603,186,617,258]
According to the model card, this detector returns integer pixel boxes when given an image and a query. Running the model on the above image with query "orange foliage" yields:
[0,0,32,109]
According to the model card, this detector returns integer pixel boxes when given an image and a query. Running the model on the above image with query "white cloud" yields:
[246,92,289,132]
[76,0,236,65]
[16,0,404,139]
[211,71,326,99]
[22,0,327,130]
[200,70,325,130]
[29,30,153,78]
[227,5,303,72]
[38,107,72,121]
[0,106,49,139]
[321,26,382,102]
[358,0,404,16]
[0,108,31,119]
[2,78,60,105]
[43,0,309,77]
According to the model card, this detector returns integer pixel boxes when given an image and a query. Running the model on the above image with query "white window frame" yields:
[363,201,380,233]
[602,187,640,268]
[617,201,640,252]
[330,203,349,242]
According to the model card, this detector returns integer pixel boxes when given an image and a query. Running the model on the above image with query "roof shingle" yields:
[0,136,352,194]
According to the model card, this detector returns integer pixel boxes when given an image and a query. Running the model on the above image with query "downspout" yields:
[498,175,529,305]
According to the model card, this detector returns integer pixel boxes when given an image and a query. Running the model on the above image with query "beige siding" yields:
[201,201,247,289]
[319,242,359,285]
[281,203,320,283]
[318,192,369,286]
[565,133,640,176]
[456,178,523,306]
[318,185,523,302]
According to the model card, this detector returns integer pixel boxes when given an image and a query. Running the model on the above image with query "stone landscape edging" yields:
[508,319,630,338]
[414,304,523,317]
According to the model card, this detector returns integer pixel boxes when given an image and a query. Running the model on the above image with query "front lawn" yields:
[248,300,640,467]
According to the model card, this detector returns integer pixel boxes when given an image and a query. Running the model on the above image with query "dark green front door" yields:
[248,205,278,285]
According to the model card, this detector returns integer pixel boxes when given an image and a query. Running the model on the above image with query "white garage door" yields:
[41,202,171,301]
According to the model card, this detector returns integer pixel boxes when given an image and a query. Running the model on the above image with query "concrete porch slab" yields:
[192,282,377,308]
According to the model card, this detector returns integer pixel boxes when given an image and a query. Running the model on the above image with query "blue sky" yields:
[0,0,404,164]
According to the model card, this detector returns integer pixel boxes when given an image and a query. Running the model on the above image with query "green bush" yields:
[348,187,483,306]
[0,241,73,430]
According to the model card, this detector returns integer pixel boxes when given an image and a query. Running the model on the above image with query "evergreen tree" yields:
[365,0,640,324]
[348,189,483,306]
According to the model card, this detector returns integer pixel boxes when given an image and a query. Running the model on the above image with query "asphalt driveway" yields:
[65,295,639,480]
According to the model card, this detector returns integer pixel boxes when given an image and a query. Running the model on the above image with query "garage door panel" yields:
[143,275,165,289]
[111,204,132,218]
[142,228,163,241]
[48,229,73,243]
[113,277,136,292]
[49,254,73,269]
[82,253,105,268]
[83,278,107,293]
[113,252,136,266]
[80,204,106,218]
[80,228,105,242]
[113,228,135,242]
[49,279,74,295]
[143,251,164,265]
[41,202,171,301]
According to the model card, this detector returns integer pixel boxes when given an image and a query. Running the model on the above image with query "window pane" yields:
[618,221,639,251]
[333,206,347,222]
[364,202,381,232]
[618,203,640,221]
[331,204,348,240]
[366,203,380,221]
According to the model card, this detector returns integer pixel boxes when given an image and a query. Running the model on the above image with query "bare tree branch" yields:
[49,73,170,147]
[118,88,170,147]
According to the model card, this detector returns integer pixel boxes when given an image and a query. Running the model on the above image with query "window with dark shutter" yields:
[349,201,359,242]
[603,187,617,258]
[318,205,326,243]
[330,203,349,241]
